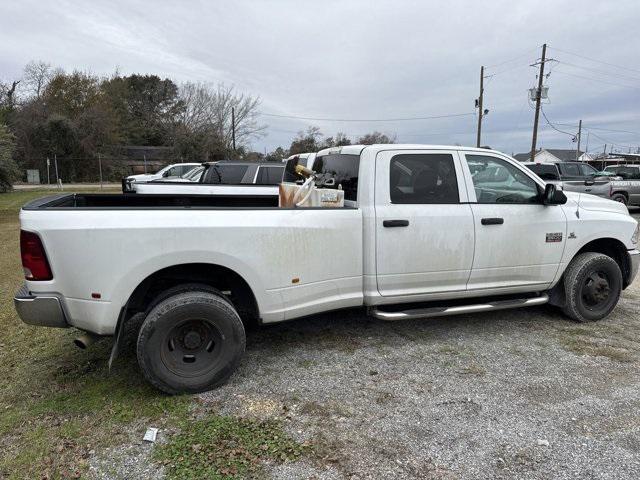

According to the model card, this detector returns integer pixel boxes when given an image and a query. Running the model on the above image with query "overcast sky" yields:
[1,0,639,155]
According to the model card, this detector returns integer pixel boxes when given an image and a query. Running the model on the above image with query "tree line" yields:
[0,61,394,191]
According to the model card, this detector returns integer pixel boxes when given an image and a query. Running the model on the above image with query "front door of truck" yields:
[375,149,475,297]
[461,153,566,290]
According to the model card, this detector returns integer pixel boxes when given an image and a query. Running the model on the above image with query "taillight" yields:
[20,230,53,281]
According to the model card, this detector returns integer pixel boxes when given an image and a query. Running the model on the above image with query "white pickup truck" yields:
[15,144,639,394]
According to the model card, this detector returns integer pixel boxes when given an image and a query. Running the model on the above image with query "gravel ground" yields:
[198,278,640,480]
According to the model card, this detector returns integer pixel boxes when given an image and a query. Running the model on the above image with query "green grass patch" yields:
[0,187,192,478]
[561,337,634,363]
[155,416,309,479]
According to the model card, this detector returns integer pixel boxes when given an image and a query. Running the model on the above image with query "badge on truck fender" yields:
[546,232,563,243]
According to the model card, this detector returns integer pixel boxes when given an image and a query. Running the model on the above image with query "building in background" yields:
[513,149,590,163]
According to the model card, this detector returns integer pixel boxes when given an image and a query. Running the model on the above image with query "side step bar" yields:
[370,294,549,321]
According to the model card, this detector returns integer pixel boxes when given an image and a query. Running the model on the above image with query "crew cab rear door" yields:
[375,149,474,296]
[461,152,566,290]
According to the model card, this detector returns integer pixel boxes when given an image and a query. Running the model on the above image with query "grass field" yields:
[0,188,305,479]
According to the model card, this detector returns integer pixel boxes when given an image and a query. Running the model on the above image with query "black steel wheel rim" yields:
[160,318,224,378]
[581,270,611,310]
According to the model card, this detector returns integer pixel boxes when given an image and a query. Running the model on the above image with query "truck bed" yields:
[23,193,280,210]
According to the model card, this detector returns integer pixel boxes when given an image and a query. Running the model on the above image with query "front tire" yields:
[562,252,622,322]
[611,193,628,205]
[137,289,246,394]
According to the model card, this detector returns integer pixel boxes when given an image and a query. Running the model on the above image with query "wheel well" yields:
[577,238,631,287]
[611,190,629,200]
[126,263,259,323]
[549,237,631,307]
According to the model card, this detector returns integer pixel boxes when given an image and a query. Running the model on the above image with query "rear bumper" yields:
[628,249,640,286]
[14,284,68,328]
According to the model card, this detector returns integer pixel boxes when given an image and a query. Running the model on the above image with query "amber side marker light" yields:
[20,230,53,281]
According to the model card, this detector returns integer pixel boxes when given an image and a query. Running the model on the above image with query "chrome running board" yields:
[370,294,549,321]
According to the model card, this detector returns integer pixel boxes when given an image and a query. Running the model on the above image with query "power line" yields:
[485,47,541,69]
[554,122,640,136]
[540,107,577,138]
[555,60,640,83]
[586,130,639,151]
[552,69,640,91]
[549,46,640,75]
[257,111,476,122]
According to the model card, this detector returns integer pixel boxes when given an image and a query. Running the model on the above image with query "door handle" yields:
[481,217,504,225]
[383,219,410,228]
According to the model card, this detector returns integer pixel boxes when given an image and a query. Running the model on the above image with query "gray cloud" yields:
[1,0,638,154]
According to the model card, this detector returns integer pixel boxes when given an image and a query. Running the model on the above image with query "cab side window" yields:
[465,155,539,204]
[578,164,597,176]
[389,154,459,204]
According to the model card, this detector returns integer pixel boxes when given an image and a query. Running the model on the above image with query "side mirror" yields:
[543,183,567,205]
[162,170,170,177]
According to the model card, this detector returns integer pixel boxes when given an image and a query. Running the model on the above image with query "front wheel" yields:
[562,252,622,322]
[611,193,628,205]
[137,289,246,394]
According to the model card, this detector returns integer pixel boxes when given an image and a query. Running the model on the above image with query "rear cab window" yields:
[312,153,360,201]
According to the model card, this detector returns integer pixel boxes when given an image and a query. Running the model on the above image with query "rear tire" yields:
[137,288,245,394]
[611,193,628,205]
[562,252,622,322]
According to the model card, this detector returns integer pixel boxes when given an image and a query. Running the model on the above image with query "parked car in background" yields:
[523,162,612,198]
[155,165,205,183]
[124,163,201,184]
[128,161,285,195]
[16,144,639,394]
[602,165,640,206]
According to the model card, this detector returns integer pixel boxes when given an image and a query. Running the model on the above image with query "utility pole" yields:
[575,119,582,161]
[530,43,547,162]
[98,153,103,190]
[231,107,236,152]
[54,154,59,188]
[476,66,484,148]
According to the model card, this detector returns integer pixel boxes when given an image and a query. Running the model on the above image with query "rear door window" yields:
[255,166,284,184]
[203,164,249,184]
[525,163,560,181]
[389,154,459,204]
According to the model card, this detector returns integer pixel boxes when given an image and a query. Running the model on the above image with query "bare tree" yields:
[3,80,20,110]
[23,61,54,98]
[357,131,396,145]
[177,82,266,156]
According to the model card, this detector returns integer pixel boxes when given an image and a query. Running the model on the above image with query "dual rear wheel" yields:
[136,285,245,394]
